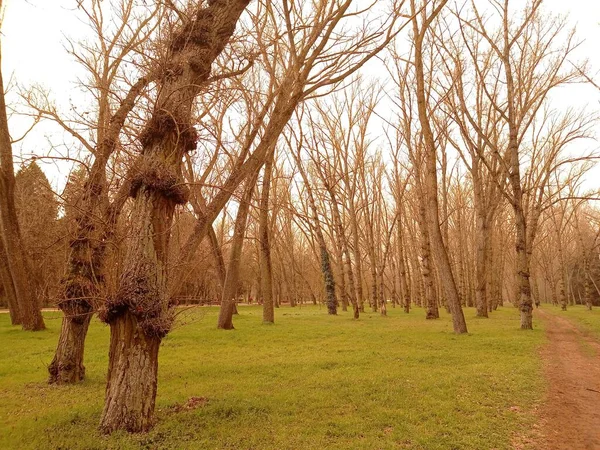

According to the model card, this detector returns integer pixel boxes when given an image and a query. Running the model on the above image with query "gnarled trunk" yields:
[48,307,92,384]
[99,0,250,432]
[100,310,160,433]
[50,77,148,384]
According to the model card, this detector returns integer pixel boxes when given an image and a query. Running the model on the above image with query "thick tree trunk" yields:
[320,246,338,315]
[99,0,250,433]
[100,310,160,433]
[514,207,533,329]
[48,309,92,384]
[50,78,148,384]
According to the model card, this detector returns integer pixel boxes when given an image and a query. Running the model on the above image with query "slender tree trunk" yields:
[474,209,489,317]
[369,252,378,312]
[259,152,275,323]
[349,209,365,313]
[328,188,359,318]
[291,150,337,315]
[412,7,467,333]
[218,170,259,329]
[397,221,411,313]
[418,202,438,319]
[0,53,44,331]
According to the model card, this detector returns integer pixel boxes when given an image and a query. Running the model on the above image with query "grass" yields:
[542,304,600,339]
[0,305,546,450]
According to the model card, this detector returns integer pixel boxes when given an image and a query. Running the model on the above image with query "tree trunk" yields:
[412,3,467,333]
[99,0,250,433]
[397,222,411,313]
[418,202,438,320]
[48,310,92,384]
[0,236,20,324]
[514,207,533,329]
[259,151,275,323]
[218,170,259,329]
[100,310,160,433]
[0,53,44,331]
[474,209,489,317]
[328,188,359,318]
[50,78,148,384]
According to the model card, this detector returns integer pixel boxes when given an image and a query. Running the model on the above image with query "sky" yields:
[2,0,600,191]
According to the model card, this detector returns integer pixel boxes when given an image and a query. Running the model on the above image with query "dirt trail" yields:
[537,308,600,450]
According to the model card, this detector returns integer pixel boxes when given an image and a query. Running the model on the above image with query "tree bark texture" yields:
[218,169,260,329]
[0,235,20,324]
[48,312,92,384]
[412,6,467,333]
[0,51,44,331]
[50,77,148,384]
[98,0,250,433]
[259,151,275,323]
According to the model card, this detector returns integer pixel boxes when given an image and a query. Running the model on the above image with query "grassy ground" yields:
[0,305,546,450]
[542,304,600,339]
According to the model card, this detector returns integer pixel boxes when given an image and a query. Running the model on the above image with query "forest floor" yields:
[0,305,554,449]
[536,307,600,450]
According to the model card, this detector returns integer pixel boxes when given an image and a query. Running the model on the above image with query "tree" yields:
[14,162,60,306]
[0,3,45,330]
[98,0,252,433]
[20,0,160,384]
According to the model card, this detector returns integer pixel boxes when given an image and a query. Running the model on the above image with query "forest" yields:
[1,0,599,448]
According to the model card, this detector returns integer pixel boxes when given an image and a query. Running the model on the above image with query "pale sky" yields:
[2,0,600,191]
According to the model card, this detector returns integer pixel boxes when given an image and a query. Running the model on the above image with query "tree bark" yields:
[417,201,439,320]
[218,170,259,329]
[412,3,467,333]
[48,311,92,384]
[50,77,148,384]
[0,49,44,331]
[474,208,489,317]
[0,235,20,324]
[259,151,275,323]
[98,0,250,433]
[100,310,160,433]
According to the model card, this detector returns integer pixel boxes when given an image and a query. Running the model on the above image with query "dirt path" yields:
[537,308,600,450]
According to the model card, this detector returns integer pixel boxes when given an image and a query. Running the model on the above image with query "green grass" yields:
[0,305,545,450]
[543,304,600,340]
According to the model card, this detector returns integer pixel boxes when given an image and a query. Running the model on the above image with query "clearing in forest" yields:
[0,306,547,449]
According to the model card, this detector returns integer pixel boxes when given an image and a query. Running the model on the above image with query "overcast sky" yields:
[2,0,600,191]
